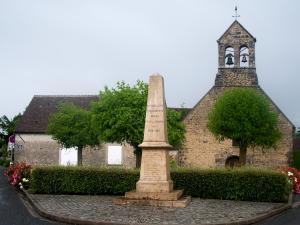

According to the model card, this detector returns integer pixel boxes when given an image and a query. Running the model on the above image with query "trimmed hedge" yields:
[30,166,291,202]
[30,167,139,195]
[291,150,300,170]
[0,159,11,167]
[172,168,290,202]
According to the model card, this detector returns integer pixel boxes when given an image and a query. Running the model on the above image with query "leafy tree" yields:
[0,114,21,143]
[207,88,281,166]
[47,103,100,166]
[0,114,21,159]
[91,81,185,167]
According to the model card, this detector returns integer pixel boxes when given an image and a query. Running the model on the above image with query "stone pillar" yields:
[137,74,173,192]
[114,74,190,208]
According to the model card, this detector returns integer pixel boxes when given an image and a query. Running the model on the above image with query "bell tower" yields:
[215,20,258,87]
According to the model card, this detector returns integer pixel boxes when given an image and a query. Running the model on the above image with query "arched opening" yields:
[225,46,234,68]
[225,155,240,168]
[240,45,249,67]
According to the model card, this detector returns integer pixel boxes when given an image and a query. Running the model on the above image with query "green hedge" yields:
[30,166,291,202]
[0,159,11,167]
[291,150,300,170]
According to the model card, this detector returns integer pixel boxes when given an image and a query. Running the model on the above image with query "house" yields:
[179,21,295,168]
[14,95,136,167]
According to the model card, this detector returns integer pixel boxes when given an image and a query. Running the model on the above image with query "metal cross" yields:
[232,6,240,20]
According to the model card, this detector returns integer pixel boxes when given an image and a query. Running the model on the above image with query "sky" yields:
[0,0,299,128]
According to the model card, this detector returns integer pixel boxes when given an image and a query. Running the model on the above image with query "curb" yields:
[20,189,292,225]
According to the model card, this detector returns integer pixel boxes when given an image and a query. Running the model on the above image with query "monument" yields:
[114,74,191,208]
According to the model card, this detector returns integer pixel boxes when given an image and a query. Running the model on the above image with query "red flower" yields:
[4,162,31,188]
[280,167,300,194]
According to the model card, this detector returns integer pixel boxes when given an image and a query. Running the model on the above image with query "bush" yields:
[280,167,300,194]
[30,167,139,195]
[0,159,11,167]
[30,166,291,202]
[291,150,300,170]
[172,168,290,202]
[4,162,31,189]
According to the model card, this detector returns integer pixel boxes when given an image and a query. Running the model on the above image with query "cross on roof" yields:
[232,6,240,20]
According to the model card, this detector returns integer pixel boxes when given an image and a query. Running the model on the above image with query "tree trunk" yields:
[77,147,83,166]
[239,145,247,166]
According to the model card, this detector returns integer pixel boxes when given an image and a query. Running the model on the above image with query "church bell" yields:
[225,53,234,65]
[241,54,247,63]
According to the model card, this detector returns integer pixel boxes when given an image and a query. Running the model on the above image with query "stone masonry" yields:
[179,21,294,168]
[15,134,136,167]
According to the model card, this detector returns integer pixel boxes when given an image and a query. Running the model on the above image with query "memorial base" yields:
[113,195,191,208]
[114,189,191,208]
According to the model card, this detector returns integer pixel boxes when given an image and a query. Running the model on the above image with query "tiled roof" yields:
[15,95,98,133]
[16,95,191,134]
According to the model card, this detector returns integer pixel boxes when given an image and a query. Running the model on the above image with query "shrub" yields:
[30,167,139,195]
[30,166,290,202]
[280,167,300,194]
[4,162,31,189]
[0,159,11,167]
[291,150,300,170]
[171,167,291,202]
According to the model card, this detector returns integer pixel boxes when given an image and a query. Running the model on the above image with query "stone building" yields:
[15,21,294,169]
[14,95,136,167]
[180,21,295,168]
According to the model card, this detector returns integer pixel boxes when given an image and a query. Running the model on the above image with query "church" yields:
[179,20,294,168]
[15,20,294,168]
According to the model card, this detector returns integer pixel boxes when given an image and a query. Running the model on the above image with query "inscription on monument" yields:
[143,103,166,143]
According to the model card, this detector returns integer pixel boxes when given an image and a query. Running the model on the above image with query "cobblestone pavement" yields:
[29,194,285,225]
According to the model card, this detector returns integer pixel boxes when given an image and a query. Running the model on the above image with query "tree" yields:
[207,88,281,166]
[47,103,100,166]
[0,114,21,143]
[0,114,21,159]
[91,81,185,167]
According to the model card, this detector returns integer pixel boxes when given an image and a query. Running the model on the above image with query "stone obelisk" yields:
[136,74,173,192]
[114,74,190,208]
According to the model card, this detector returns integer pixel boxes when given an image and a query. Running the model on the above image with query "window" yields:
[107,146,122,165]
[59,147,78,166]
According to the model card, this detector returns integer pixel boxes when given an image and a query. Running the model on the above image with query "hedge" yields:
[291,150,300,170]
[29,166,291,202]
[0,159,11,167]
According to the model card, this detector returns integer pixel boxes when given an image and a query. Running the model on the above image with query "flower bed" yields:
[4,162,31,189]
[280,167,300,194]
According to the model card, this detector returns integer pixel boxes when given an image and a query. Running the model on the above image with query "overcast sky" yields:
[0,0,299,128]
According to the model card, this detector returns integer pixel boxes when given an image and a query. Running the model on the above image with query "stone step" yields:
[125,190,183,201]
[113,195,191,208]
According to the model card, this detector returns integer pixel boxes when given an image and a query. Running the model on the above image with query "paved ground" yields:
[0,166,64,225]
[29,194,285,225]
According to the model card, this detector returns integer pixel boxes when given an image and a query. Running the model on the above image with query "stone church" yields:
[14,21,294,168]
[180,20,294,168]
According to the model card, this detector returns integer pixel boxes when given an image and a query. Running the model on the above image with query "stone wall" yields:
[215,68,258,87]
[180,86,294,168]
[15,134,60,165]
[82,143,136,168]
[14,134,136,168]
